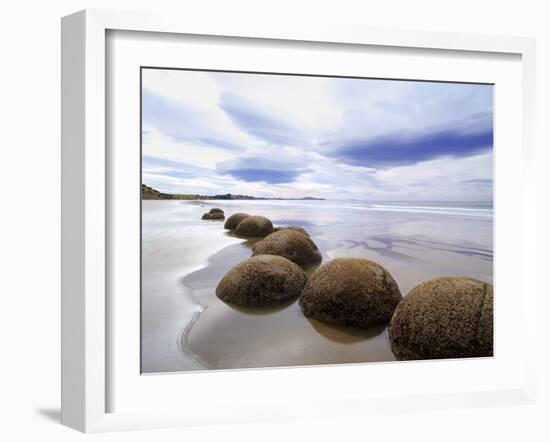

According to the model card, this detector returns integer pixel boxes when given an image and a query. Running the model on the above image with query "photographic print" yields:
[141,68,493,373]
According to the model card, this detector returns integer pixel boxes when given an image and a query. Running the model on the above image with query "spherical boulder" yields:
[224,213,250,230]
[234,215,273,237]
[216,255,307,306]
[299,258,402,328]
[252,230,321,269]
[274,226,310,237]
[389,277,493,360]
[201,212,224,220]
[209,208,224,214]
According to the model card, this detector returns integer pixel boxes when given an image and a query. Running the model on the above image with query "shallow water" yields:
[141,199,493,373]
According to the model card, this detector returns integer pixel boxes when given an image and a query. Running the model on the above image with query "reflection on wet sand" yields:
[183,295,397,369]
[225,297,298,315]
[306,319,387,344]
[180,240,396,370]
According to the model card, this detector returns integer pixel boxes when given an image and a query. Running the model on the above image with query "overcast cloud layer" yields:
[142,69,493,201]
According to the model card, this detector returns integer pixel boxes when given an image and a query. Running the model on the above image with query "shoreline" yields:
[140,201,246,373]
[175,238,261,371]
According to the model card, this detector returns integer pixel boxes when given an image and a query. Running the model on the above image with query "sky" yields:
[142,69,493,201]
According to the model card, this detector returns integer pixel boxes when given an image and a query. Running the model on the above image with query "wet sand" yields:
[182,240,397,369]
[141,200,492,373]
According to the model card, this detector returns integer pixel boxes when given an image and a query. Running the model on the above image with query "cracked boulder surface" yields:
[299,258,402,328]
[389,276,493,360]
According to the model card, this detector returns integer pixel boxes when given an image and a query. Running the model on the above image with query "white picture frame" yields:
[61,9,537,433]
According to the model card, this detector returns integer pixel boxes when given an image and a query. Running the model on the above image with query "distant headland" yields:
[142,184,325,201]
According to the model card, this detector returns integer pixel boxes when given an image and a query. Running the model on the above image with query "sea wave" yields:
[176,199,493,218]
[365,204,493,217]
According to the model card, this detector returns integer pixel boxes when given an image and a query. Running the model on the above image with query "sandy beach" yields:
[141,199,493,373]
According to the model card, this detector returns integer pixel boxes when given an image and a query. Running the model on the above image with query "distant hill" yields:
[142,184,174,200]
[141,184,324,201]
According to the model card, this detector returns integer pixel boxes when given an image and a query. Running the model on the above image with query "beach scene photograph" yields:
[141,68,494,374]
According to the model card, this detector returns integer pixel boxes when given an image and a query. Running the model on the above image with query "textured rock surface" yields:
[299,258,402,328]
[216,255,307,306]
[234,215,274,237]
[389,277,493,360]
[201,212,225,220]
[224,213,250,230]
[209,208,224,214]
[274,226,310,237]
[252,230,321,268]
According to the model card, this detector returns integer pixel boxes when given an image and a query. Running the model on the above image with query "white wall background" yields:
[0,1,547,440]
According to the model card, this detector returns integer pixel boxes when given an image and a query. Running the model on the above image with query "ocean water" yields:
[354,200,493,217]
[141,199,493,373]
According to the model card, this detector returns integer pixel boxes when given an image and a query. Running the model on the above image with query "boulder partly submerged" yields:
[234,215,273,238]
[389,277,493,360]
[299,258,402,328]
[201,212,225,220]
[216,255,307,306]
[224,213,250,230]
[252,229,321,269]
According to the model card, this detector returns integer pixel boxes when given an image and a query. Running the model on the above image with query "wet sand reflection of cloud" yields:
[342,234,493,263]
[342,238,424,263]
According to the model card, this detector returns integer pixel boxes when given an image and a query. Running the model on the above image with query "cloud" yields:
[142,90,193,139]
[323,81,494,149]
[219,92,308,146]
[372,151,493,201]
[142,154,238,195]
[220,168,304,184]
[142,154,215,182]
[217,156,311,184]
[142,69,494,201]
[329,113,493,169]
[463,178,493,186]
[143,91,247,151]
[142,154,197,171]
[142,126,236,170]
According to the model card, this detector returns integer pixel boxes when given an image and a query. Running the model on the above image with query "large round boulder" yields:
[216,255,307,306]
[224,213,250,230]
[299,258,402,328]
[389,277,493,360]
[234,215,273,238]
[201,212,224,220]
[251,230,321,269]
[209,208,224,214]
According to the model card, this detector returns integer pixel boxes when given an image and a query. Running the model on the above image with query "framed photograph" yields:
[61,9,537,432]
